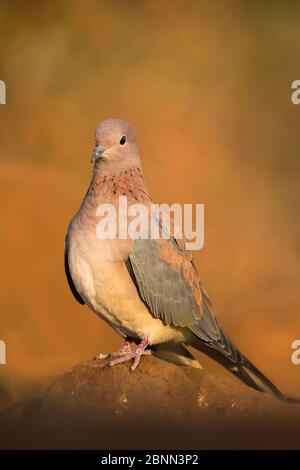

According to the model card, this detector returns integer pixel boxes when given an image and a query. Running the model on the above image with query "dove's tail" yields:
[189,329,300,404]
[229,356,300,404]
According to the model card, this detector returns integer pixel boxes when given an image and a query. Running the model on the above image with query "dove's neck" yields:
[77,167,152,224]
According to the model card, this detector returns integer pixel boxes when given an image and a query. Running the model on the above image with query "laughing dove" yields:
[65,118,294,402]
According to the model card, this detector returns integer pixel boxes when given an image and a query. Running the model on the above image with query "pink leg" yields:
[111,339,132,357]
[131,337,150,371]
[106,337,150,371]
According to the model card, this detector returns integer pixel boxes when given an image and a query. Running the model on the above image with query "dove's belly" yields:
[68,232,183,345]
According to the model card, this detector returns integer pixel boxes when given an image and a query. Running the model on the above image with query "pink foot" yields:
[105,338,150,371]
[94,339,132,360]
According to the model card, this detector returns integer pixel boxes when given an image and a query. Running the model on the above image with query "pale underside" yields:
[68,219,185,346]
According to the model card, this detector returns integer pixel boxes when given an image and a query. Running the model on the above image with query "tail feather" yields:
[233,358,300,404]
[231,358,286,401]
[187,292,300,403]
[189,329,300,404]
[152,342,202,369]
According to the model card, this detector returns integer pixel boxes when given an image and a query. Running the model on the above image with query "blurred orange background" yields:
[0,0,299,411]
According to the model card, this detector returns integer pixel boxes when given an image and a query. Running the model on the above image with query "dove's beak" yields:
[91,145,105,163]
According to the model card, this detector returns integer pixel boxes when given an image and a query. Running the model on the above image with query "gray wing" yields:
[125,236,203,327]
[126,236,243,362]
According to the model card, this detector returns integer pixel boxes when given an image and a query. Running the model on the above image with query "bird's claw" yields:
[94,352,110,360]
[94,339,133,361]
[99,338,150,370]
[140,349,152,356]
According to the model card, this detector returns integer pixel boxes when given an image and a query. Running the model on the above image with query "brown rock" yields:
[1,356,300,449]
[41,356,298,422]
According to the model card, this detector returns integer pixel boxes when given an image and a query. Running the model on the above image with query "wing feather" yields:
[125,222,242,363]
[64,234,85,305]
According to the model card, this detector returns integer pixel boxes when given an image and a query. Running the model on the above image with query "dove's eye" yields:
[120,136,126,145]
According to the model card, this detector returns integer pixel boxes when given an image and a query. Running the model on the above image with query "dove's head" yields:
[92,119,141,174]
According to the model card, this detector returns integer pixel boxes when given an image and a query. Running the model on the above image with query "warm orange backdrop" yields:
[0,1,299,410]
